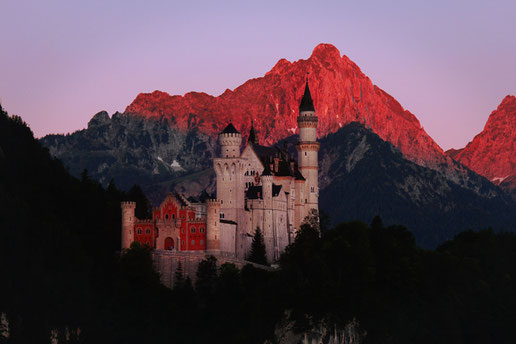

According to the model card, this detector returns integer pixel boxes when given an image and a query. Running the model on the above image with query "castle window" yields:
[305,152,307,156]
[146,241,150,245]
[200,228,205,233]
[191,240,195,245]
[305,199,307,204]
[182,240,185,246]
[200,240,204,245]
[172,214,175,219]
[137,229,142,234]
[311,186,315,193]
[165,214,169,220]
[191,228,196,233]
[182,228,185,234]
[146,229,151,234]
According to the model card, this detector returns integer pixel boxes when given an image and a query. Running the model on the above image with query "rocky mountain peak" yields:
[450,95,516,196]
[124,43,450,174]
[310,43,342,62]
[87,111,110,128]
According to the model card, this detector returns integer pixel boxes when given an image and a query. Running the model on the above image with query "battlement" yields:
[219,134,242,147]
[121,201,136,208]
[206,199,221,205]
[261,175,274,182]
[297,115,318,127]
[134,219,154,224]
[219,132,242,138]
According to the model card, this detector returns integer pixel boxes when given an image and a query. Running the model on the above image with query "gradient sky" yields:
[1,0,515,150]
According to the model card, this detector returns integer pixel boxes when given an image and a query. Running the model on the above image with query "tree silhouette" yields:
[248,227,267,265]
[173,261,185,290]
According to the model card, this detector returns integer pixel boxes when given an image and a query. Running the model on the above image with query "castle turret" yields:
[296,79,319,223]
[219,123,242,158]
[206,199,221,253]
[121,202,136,249]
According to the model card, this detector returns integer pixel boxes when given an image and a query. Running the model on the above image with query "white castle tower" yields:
[296,80,319,224]
[214,123,245,222]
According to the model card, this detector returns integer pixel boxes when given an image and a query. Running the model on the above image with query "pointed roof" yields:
[299,80,315,112]
[248,119,257,144]
[221,122,240,134]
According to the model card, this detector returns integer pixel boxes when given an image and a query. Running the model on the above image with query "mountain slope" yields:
[125,44,446,170]
[41,111,217,199]
[447,95,516,197]
[318,122,515,248]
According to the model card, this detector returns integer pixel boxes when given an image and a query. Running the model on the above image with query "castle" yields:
[121,81,319,263]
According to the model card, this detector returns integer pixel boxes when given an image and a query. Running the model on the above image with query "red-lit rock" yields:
[125,43,448,169]
[450,95,516,190]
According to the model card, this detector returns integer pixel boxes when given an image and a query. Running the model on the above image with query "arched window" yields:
[200,228,205,233]
[172,214,175,219]
[145,229,151,235]
[191,227,196,233]
[137,229,142,234]
[165,214,169,220]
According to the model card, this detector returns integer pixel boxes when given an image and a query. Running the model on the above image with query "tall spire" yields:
[299,76,315,112]
[248,119,257,144]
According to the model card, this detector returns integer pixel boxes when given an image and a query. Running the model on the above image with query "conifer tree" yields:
[195,255,218,298]
[173,261,184,290]
[248,227,267,265]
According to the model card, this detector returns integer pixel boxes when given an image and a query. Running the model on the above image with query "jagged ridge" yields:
[125,43,446,170]
[447,95,516,197]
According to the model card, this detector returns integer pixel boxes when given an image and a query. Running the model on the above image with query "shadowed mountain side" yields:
[318,123,515,248]
[40,111,217,193]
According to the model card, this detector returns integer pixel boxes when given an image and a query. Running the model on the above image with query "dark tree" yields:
[126,184,152,219]
[173,261,185,290]
[195,255,218,302]
[248,227,267,265]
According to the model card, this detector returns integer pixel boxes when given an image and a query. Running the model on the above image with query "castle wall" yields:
[153,250,273,289]
[220,221,237,255]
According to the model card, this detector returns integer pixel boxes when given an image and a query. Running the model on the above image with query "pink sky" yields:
[1,0,515,150]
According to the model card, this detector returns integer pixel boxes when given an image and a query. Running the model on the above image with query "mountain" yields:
[41,111,217,201]
[447,95,516,198]
[317,122,515,247]
[126,44,447,169]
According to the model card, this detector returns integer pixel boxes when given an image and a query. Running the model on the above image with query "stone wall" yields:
[152,250,272,288]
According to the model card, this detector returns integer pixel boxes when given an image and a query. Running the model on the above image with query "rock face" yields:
[447,95,516,197]
[40,112,217,201]
[125,44,446,170]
